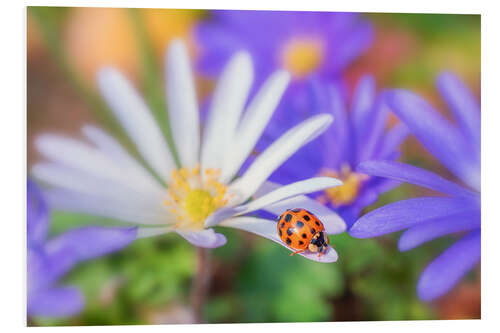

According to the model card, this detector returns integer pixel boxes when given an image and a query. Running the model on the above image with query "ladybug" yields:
[277,208,329,257]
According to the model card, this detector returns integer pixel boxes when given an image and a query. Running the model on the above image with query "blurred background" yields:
[27,7,480,325]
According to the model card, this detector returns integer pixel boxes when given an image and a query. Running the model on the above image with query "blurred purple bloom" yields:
[350,72,481,301]
[27,180,137,317]
[196,10,373,82]
[261,75,408,227]
[195,10,374,133]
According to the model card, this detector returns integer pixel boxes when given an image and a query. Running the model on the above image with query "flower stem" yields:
[191,247,212,323]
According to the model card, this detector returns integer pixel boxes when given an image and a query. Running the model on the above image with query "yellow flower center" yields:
[281,37,324,79]
[318,165,368,207]
[165,165,229,230]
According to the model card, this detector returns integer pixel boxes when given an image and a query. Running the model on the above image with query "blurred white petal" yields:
[82,125,164,197]
[201,52,253,173]
[220,217,338,263]
[165,39,200,168]
[97,67,175,181]
[44,189,170,225]
[228,114,333,205]
[205,177,342,228]
[176,229,227,248]
[31,162,162,208]
[220,70,290,183]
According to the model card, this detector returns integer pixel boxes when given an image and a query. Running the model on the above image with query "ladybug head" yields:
[308,231,328,253]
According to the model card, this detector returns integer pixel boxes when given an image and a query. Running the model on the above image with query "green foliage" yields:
[235,239,344,322]
[335,232,451,321]
[33,231,197,326]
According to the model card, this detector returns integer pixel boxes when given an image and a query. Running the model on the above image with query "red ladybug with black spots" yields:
[277,208,329,257]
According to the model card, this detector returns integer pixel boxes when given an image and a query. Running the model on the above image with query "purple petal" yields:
[325,80,352,168]
[28,247,76,294]
[417,230,481,301]
[28,286,84,317]
[398,210,481,251]
[349,197,478,238]
[45,226,137,262]
[386,89,479,189]
[375,123,409,159]
[357,160,477,197]
[436,72,480,152]
[328,21,374,73]
[356,94,390,163]
[27,180,49,246]
[176,229,227,248]
[351,75,376,133]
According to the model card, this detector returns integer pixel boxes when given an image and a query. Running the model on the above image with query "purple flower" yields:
[27,180,137,317]
[195,10,373,134]
[349,72,481,301]
[196,10,373,83]
[262,76,408,227]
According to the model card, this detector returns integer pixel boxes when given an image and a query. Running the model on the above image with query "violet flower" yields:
[196,10,373,84]
[263,76,408,227]
[195,10,373,130]
[350,72,480,301]
[28,180,137,317]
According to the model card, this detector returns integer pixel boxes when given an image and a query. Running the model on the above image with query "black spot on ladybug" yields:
[279,229,282,236]
[291,208,302,213]
[315,221,320,226]
[277,215,283,221]
[303,215,310,221]
[296,221,304,228]
[299,240,304,245]
[280,222,285,228]
[287,228,294,236]
[311,227,316,234]
[284,214,292,222]
[302,233,307,239]
[286,237,292,245]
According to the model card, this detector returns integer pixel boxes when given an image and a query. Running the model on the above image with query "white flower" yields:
[32,39,346,263]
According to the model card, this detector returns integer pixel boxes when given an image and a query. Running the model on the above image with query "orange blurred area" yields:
[436,270,481,319]
[63,7,201,84]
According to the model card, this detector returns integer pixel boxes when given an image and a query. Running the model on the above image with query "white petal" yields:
[44,189,170,225]
[200,52,253,173]
[97,67,176,181]
[35,134,163,198]
[165,39,200,168]
[205,177,342,228]
[254,181,347,235]
[204,206,246,228]
[220,70,290,183]
[228,114,333,205]
[36,134,127,185]
[137,227,174,238]
[31,162,163,211]
[220,217,338,263]
[82,126,164,197]
[238,177,342,214]
[176,229,227,248]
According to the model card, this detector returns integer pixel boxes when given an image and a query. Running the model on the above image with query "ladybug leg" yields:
[289,249,305,256]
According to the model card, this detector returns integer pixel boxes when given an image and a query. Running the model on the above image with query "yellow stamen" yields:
[281,37,324,79]
[164,164,229,230]
[318,164,368,207]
